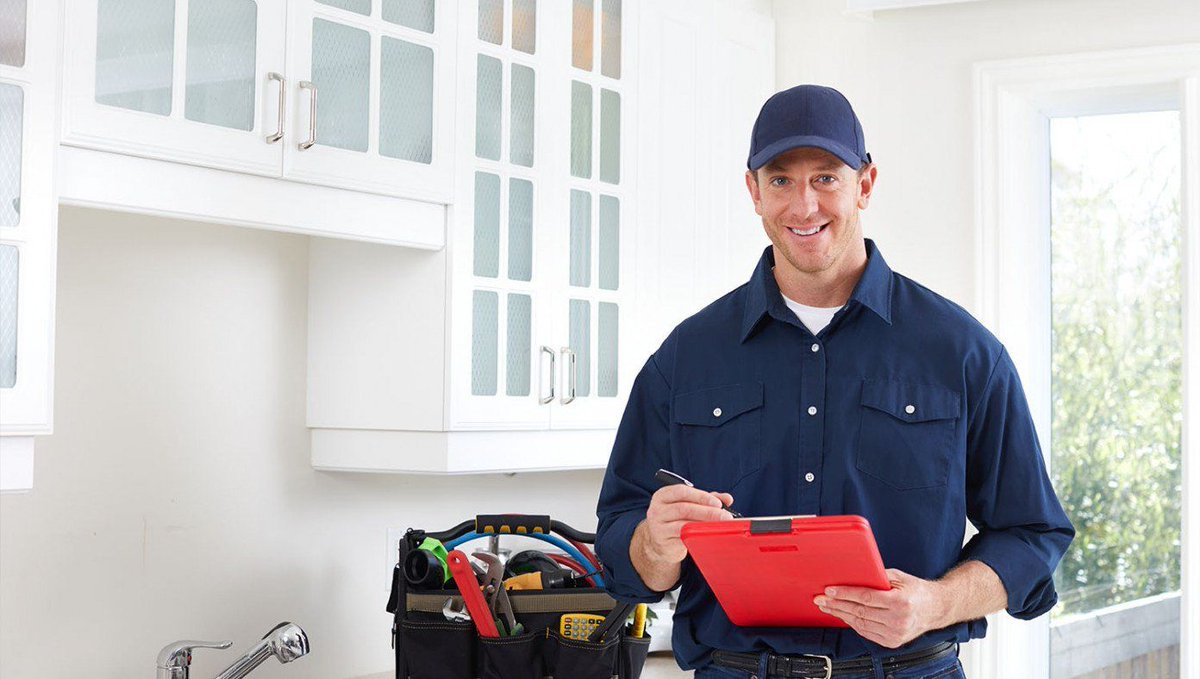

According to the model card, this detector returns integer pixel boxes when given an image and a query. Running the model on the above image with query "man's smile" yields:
[789,223,828,238]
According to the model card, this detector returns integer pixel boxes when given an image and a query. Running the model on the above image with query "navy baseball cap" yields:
[747,84,872,171]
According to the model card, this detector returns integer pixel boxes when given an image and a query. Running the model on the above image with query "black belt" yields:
[711,641,956,679]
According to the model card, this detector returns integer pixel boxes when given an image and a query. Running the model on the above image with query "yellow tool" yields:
[631,604,647,638]
[559,613,605,641]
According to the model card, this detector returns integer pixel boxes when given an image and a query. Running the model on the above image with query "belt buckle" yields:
[801,654,832,679]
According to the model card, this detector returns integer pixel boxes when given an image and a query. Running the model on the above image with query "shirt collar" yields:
[740,238,894,342]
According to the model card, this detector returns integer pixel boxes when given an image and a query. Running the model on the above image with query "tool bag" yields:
[387,514,653,679]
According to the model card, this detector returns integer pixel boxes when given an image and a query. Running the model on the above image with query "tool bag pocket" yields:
[545,631,619,679]
[399,617,477,679]
[618,633,652,679]
[478,630,544,679]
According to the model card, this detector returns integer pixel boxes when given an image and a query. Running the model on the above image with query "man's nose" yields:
[785,185,821,220]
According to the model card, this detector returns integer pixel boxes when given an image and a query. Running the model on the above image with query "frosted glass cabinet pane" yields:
[598,302,618,397]
[95,0,176,115]
[0,0,27,67]
[0,83,21,228]
[383,0,435,33]
[472,291,498,396]
[599,195,619,290]
[478,0,503,45]
[0,245,17,389]
[600,89,620,183]
[380,37,433,163]
[474,171,500,277]
[508,178,533,281]
[311,19,370,152]
[475,54,502,160]
[569,190,591,287]
[185,0,257,131]
[571,0,592,71]
[600,0,620,79]
[570,81,592,178]
[569,299,590,397]
[506,293,531,397]
[512,0,536,54]
[317,0,370,15]
[510,64,535,167]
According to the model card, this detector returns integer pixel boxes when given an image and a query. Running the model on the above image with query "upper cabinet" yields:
[1,0,61,490]
[306,0,638,472]
[449,0,633,432]
[61,0,456,204]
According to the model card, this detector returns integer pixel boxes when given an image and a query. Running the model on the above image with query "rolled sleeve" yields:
[595,353,675,602]
[962,348,1075,619]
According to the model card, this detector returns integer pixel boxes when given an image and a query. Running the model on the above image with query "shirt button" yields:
[712,407,722,417]
[807,406,818,416]
[805,472,815,483]
[811,343,820,352]
[905,404,916,415]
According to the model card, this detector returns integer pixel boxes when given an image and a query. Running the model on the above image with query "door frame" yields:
[972,43,1200,679]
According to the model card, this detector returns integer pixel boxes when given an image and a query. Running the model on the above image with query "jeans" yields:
[694,646,965,679]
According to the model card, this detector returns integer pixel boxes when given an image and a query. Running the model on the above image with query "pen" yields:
[655,469,744,518]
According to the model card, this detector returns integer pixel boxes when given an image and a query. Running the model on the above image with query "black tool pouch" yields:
[388,515,654,679]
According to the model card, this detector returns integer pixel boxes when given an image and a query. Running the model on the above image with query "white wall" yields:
[0,208,609,679]
[773,0,1200,309]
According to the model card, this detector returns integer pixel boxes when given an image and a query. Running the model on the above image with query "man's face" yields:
[745,147,876,279]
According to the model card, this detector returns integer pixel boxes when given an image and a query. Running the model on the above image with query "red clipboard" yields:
[680,514,891,627]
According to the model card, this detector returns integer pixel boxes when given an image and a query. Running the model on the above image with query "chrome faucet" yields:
[157,622,310,679]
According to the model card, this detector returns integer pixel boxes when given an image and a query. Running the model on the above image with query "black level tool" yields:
[587,602,636,643]
[655,469,744,519]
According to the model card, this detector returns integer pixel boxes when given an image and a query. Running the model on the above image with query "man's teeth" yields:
[790,225,823,236]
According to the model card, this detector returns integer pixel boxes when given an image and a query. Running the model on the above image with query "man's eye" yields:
[815,175,837,185]
[770,177,789,187]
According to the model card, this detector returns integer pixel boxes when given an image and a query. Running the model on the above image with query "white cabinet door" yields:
[448,0,632,431]
[1,0,58,437]
[282,0,456,202]
[448,0,552,429]
[548,0,632,429]
[62,0,288,176]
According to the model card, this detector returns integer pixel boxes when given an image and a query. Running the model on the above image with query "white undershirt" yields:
[781,293,842,336]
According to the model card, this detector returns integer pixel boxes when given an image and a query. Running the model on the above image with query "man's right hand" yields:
[630,485,735,591]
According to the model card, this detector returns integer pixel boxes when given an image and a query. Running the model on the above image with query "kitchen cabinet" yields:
[307,0,637,472]
[1,0,61,491]
[58,0,456,243]
[306,0,775,474]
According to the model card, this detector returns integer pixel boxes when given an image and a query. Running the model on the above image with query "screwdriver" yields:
[655,469,743,519]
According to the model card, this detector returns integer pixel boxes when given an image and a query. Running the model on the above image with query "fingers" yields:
[710,491,735,507]
[821,586,889,608]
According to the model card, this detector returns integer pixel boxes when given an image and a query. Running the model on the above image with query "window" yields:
[1048,111,1183,679]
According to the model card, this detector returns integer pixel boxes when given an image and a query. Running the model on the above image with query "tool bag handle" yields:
[422,514,597,544]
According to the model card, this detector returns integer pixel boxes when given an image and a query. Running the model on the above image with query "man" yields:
[595,84,1074,679]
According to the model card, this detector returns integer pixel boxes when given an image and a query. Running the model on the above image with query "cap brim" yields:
[748,135,865,171]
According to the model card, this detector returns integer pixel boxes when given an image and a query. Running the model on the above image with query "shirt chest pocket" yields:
[856,379,962,490]
[673,383,764,490]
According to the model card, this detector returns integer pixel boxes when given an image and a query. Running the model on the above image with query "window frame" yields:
[972,44,1200,679]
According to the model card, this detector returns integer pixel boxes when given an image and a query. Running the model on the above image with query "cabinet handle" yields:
[298,80,318,150]
[539,346,556,405]
[266,72,286,144]
[560,347,577,405]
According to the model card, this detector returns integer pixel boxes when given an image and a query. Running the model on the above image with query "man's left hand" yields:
[813,568,949,649]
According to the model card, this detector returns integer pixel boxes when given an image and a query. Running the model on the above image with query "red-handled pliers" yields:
[447,550,500,638]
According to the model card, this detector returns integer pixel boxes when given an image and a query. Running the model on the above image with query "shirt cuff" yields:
[595,509,669,603]
[962,532,1059,620]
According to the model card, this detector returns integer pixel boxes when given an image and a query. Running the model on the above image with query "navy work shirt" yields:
[595,241,1074,669]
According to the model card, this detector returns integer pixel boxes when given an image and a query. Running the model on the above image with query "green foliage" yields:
[1049,115,1183,618]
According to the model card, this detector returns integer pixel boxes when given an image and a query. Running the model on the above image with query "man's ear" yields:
[857,164,878,210]
[745,170,763,215]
